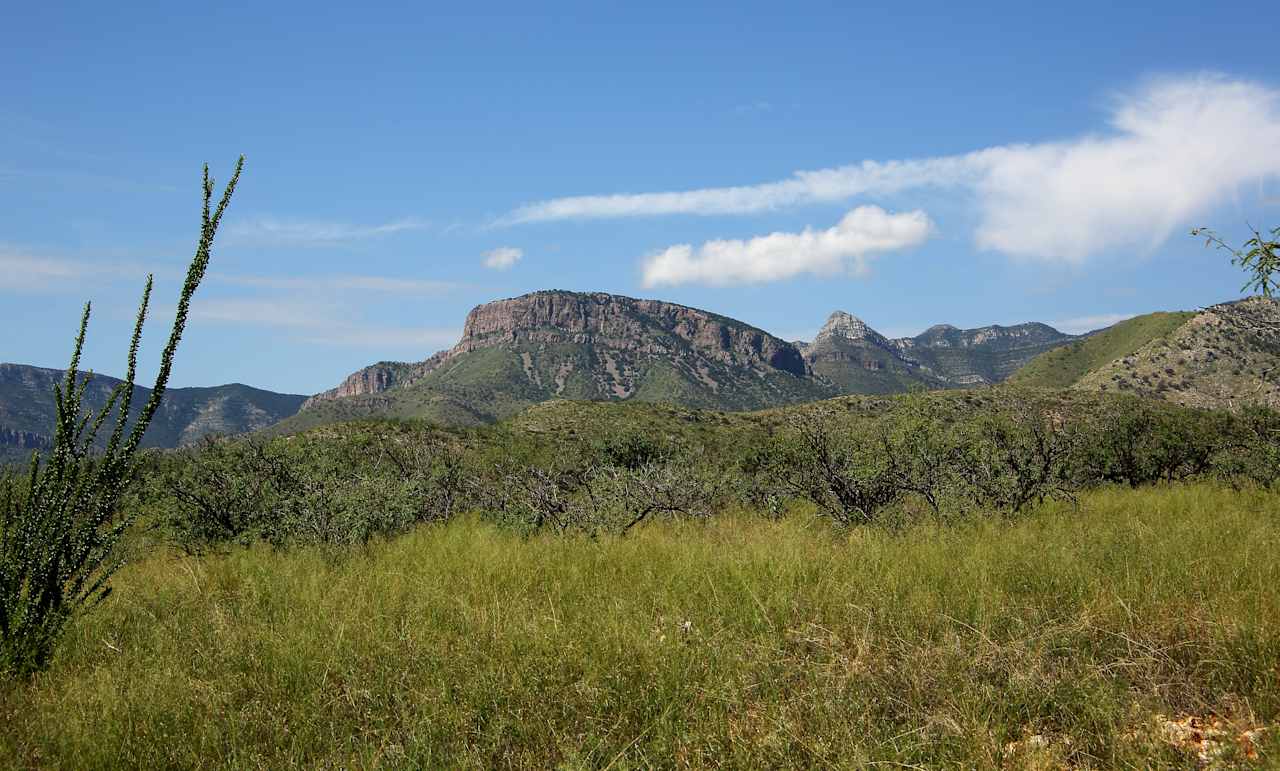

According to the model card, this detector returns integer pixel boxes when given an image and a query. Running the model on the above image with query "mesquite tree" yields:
[0,157,242,677]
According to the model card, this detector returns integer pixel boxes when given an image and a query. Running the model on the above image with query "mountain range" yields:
[6,290,1278,456]
[0,363,307,463]
[280,290,1080,432]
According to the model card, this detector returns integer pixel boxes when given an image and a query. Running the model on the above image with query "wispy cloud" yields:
[508,74,1280,263]
[299,327,461,349]
[1051,312,1137,335]
[223,217,430,247]
[641,206,933,287]
[734,100,774,115]
[482,246,523,270]
[189,297,338,328]
[0,249,150,292]
[210,272,459,294]
[190,296,459,350]
[501,150,979,224]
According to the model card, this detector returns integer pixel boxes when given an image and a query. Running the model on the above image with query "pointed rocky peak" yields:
[814,311,885,344]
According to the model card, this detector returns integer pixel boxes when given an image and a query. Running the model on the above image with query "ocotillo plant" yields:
[0,157,243,677]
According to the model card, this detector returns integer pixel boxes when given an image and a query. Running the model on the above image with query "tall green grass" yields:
[2,484,1278,768]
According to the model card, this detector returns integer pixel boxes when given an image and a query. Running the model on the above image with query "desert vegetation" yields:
[111,389,1279,551]
[4,383,1280,766]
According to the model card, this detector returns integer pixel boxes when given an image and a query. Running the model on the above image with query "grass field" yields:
[3,483,1278,768]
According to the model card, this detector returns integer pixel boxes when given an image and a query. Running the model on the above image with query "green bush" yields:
[1214,405,1280,487]
[478,456,719,537]
[156,432,465,551]
[771,410,901,525]
[156,438,293,550]
[1075,398,1231,487]
[590,430,672,470]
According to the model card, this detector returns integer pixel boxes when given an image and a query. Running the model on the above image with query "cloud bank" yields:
[482,246,523,270]
[510,75,1280,263]
[641,205,932,287]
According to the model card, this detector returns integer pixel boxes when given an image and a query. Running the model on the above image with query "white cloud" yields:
[223,217,429,247]
[482,246,523,270]
[1050,312,1136,335]
[641,205,933,287]
[508,74,1280,263]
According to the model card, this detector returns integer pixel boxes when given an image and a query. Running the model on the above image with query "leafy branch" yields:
[1193,223,1280,298]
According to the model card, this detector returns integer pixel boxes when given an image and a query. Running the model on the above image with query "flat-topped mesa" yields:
[304,291,814,410]
[454,290,807,376]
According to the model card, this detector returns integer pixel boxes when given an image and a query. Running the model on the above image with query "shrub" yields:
[478,455,719,537]
[157,438,291,550]
[158,431,465,551]
[877,393,966,515]
[955,398,1080,514]
[590,461,721,535]
[1075,398,1229,487]
[773,410,900,525]
[1214,406,1280,487]
[591,430,671,470]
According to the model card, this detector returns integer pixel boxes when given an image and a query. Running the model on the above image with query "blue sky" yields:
[3,1,1278,394]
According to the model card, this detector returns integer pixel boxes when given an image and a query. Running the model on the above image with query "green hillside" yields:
[1009,311,1195,388]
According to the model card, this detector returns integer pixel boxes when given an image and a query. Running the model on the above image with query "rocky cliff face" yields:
[453,291,807,376]
[907,322,1069,351]
[303,290,824,418]
[0,427,48,452]
[303,360,436,409]
[811,311,894,348]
